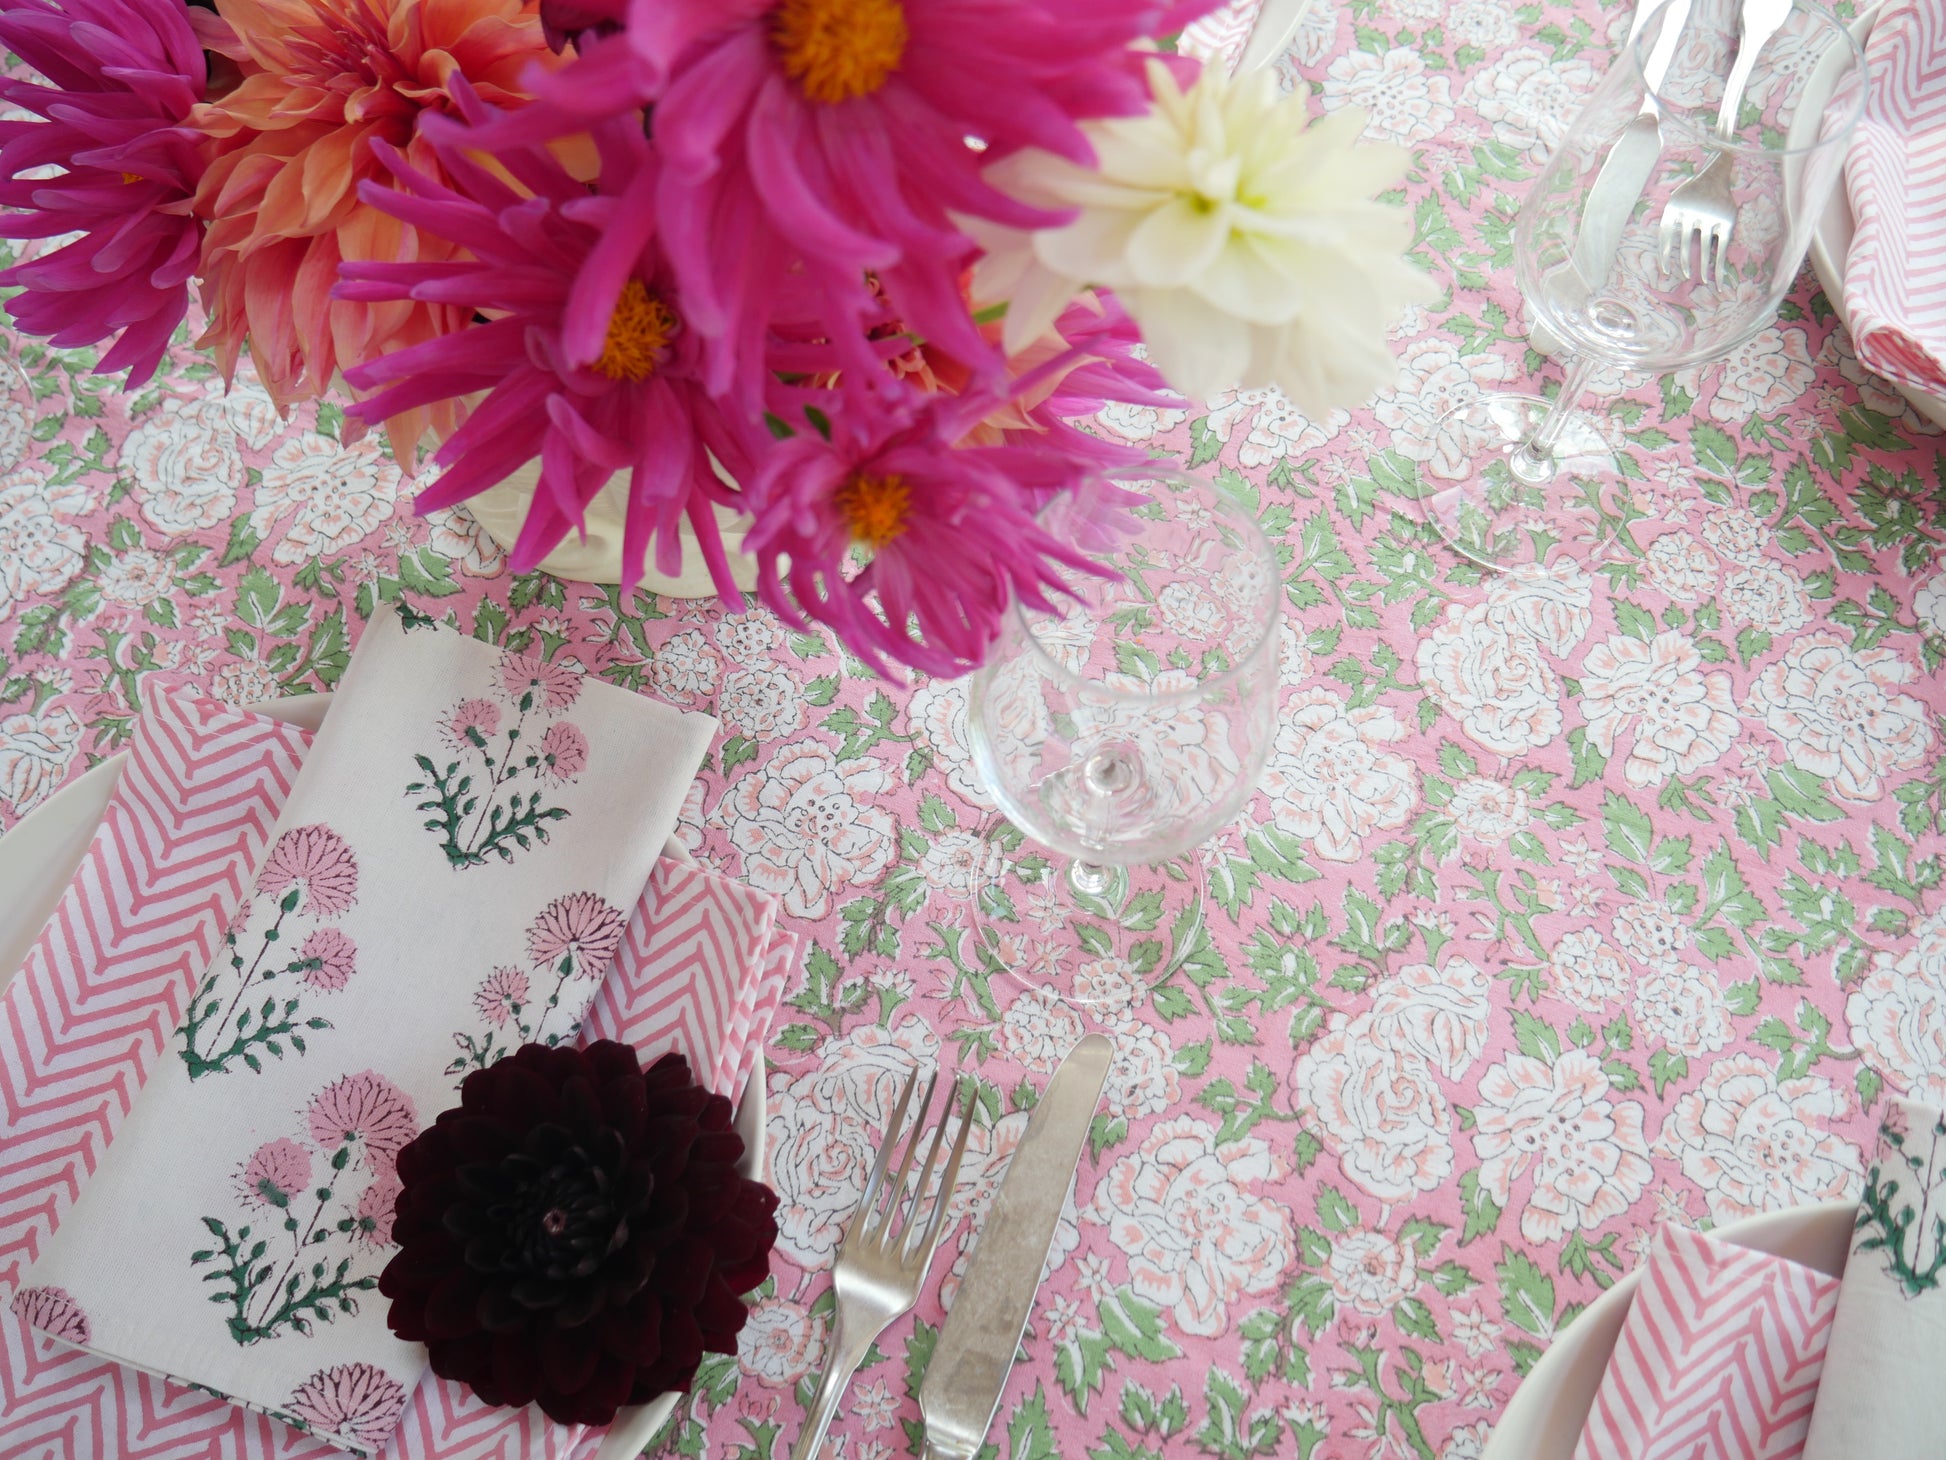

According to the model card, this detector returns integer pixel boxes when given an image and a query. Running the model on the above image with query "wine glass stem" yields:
[1509,354,1601,484]
[1068,860,1113,897]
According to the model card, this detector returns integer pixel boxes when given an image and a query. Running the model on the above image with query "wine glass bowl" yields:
[966,468,1281,998]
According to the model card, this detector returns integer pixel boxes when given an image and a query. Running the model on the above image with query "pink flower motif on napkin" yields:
[259,825,361,918]
[298,928,358,992]
[353,1173,402,1251]
[499,652,583,712]
[526,891,627,974]
[439,697,501,752]
[537,721,588,783]
[473,966,529,1027]
[285,1363,409,1448]
[235,1138,313,1211]
[448,892,629,1082]
[305,1072,419,1173]
[11,1285,90,1345]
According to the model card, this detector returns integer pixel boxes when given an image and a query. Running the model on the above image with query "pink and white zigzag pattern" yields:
[1844,0,1946,394]
[0,686,788,1459]
[1574,1225,1842,1460]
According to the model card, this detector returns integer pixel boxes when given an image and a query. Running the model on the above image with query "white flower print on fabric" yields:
[715,609,784,665]
[1914,573,1946,642]
[250,434,401,565]
[1633,960,1731,1058]
[1328,1230,1418,1316]
[1747,634,1933,800]
[1000,986,1086,1074]
[1085,1115,1294,1338]
[1466,46,1602,165]
[727,743,896,919]
[1294,1012,1454,1202]
[1096,399,1188,443]
[1485,561,1594,656]
[1320,47,1456,146]
[1700,504,1772,563]
[1366,958,1493,1081]
[123,397,247,536]
[1846,909,1946,1105]
[1549,928,1631,1010]
[1653,1055,1863,1223]
[906,678,989,808]
[1103,1023,1182,1123]
[1473,1051,1654,1243]
[1446,0,1519,51]
[918,830,1002,900]
[1722,559,1811,633]
[1374,340,1517,480]
[0,703,83,815]
[0,468,87,617]
[1612,896,1691,965]
[1578,631,1739,787]
[738,1297,825,1387]
[1643,531,1718,602]
[649,628,722,704]
[1234,389,1349,467]
[1417,601,1563,755]
[1702,325,1817,421]
[1258,689,1417,862]
[1447,779,1532,847]
[97,548,173,608]
[421,506,506,577]
[718,663,803,740]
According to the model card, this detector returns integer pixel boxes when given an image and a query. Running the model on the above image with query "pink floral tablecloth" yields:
[4,3,1946,1459]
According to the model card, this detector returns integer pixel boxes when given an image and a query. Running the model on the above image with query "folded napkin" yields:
[16,607,718,1453]
[1802,1098,1946,1460]
[1843,0,1946,396]
[1575,1224,1841,1460]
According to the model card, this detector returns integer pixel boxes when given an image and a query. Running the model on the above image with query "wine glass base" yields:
[966,850,1206,1009]
[1420,394,1622,573]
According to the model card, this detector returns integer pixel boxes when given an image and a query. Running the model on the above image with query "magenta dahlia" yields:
[743,391,1104,676]
[452,0,1219,406]
[0,0,209,383]
[339,91,833,598]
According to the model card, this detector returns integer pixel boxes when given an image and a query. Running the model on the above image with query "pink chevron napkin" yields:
[1803,1098,1946,1460]
[1574,1225,1842,1460]
[1843,0,1946,396]
[0,660,788,1456]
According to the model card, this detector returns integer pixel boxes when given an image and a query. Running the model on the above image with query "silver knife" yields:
[1538,0,1691,350]
[917,1034,1113,1460]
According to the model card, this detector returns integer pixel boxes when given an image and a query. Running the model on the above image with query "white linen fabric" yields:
[1803,1097,1946,1460]
[19,606,715,1453]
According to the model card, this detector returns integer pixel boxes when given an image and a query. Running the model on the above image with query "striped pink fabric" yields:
[0,684,790,1460]
[1844,0,1946,395]
[1573,1226,1842,1460]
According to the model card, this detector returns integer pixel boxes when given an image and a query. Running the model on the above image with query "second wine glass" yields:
[1422,0,1865,572]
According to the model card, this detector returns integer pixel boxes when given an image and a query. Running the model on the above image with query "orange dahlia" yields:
[189,0,558,452]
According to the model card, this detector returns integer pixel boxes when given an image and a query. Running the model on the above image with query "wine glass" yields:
[964,467,1280,1005]
[1421,0,1865,572]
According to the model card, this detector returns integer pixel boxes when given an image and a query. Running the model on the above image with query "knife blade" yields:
[917,1034,1113,1460]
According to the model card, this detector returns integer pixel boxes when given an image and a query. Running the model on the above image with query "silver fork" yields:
[1657,0,1794,285]
[790,1065,975,1460]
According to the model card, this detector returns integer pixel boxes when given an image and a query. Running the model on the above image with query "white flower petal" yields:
[1125,195,1231,288]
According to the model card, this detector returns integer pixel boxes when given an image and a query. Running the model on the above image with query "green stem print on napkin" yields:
[1856,1102,1946,1298]
[406,650,590,869]
[446,890,628,1082]
[178,824,359,1079]
[191,1072,416,1345]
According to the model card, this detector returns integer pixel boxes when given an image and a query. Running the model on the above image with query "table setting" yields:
[0,0,1941,1457]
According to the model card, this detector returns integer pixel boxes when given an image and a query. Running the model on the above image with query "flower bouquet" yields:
[0,0,1428,674]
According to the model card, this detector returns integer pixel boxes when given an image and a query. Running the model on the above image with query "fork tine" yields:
[912,1081,977,1262]
[871,1066,939,1247]
[1712,224,1729,287]
[845,1064,922,1250]
[893,1078,959,1257]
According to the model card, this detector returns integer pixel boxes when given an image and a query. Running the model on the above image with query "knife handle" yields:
[790,1317,880,1460]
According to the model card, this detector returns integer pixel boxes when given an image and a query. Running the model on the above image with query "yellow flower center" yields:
[834,472,910,547]
[121,171,143,185]
[593,280,677,383]
[771,0,907,104]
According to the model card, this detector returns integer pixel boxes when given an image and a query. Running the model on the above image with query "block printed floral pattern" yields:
[407,647,590,869]
[3,1,1945,1453]
[190,1072,416,1347]
[177,823,360,1079]
[447,890,629,1079]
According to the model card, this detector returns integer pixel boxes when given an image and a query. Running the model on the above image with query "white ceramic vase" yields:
[464,458,761,598]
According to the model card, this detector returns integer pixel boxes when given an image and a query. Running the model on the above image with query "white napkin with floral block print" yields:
[1802,1097,1946,1460]
[20,605,715,1455]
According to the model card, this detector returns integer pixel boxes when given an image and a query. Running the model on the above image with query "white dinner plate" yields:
[1481,1200,1858,1460]
[1798,2,1946,430]
[0,691,761,1458]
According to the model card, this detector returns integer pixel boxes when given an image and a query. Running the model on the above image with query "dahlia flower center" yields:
[771,0,908,104]
[594,280,677,383]
[834,472,911,548]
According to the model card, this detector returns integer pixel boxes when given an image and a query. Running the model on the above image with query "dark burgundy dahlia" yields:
[380,1042,776,1425]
